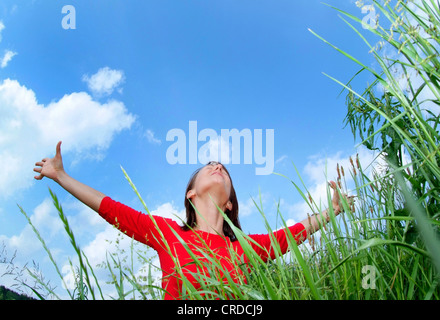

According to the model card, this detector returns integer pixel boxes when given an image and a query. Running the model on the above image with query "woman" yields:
[34,141,351,299]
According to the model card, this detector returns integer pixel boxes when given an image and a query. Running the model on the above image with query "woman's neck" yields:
[192,194,226,236]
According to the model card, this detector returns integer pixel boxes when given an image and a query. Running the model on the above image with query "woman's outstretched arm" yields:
[33,141,106,212]
[299,181,354,236]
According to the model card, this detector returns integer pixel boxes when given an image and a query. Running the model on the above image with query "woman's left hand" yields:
[329,181,355,215]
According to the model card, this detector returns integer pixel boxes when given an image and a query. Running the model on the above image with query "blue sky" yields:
[0,0,380,298]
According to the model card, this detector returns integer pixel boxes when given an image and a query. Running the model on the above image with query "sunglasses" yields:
[206,161,222,166]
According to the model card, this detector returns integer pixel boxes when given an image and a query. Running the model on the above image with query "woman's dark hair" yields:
[183,161,241,241]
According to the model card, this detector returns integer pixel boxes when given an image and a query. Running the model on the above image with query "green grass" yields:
[10,0,440,300]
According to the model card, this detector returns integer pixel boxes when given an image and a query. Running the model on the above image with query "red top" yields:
[98,196,307,300]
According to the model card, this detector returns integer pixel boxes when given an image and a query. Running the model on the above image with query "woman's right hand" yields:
[34,141,65,183]
[33,141,106,212]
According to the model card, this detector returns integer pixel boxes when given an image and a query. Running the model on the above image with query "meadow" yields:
[7,0,440,300]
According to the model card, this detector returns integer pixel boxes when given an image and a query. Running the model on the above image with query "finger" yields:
[55,141,62,157]
[331,183,340,198]
[328,181,337,189]
[331,188,342,211]
[34,174,44,180]
[35,161,44,167]
[33,167,42,173]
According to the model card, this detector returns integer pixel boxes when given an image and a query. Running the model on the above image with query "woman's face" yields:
[188,161,232,206]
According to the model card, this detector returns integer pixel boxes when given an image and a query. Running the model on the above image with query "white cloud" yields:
[0,198,64,256]
[198,135,232,165]
[81,225,125,269]
[1,50,17,68]
[275,155,288,164]
[238,197,257,218]
[0,21,5,42]
[82,67,125,97]
[0,224,41,257]
[0,22,17,68]
[31,198,64,236]
[0,78,135,198]
[238,193,270,218]
[150,202,186,224]
[144,129,162,145]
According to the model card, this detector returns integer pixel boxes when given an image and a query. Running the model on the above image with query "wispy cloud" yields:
[275,155,288,164]
[1,50,17,68]
[144,129,162,145]
[0,22,17,68]
[82,67,125,97]
[0,21,5,42]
